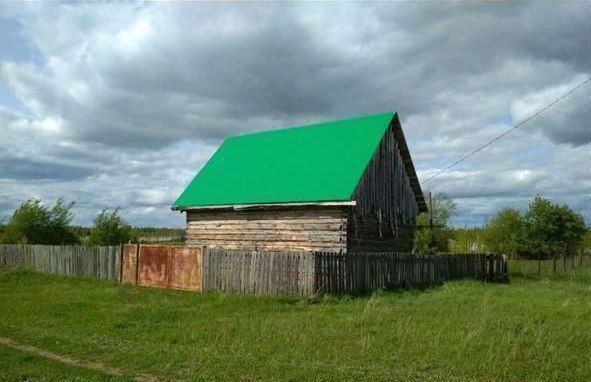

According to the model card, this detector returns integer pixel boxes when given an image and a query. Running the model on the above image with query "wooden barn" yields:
[172,112,427,253]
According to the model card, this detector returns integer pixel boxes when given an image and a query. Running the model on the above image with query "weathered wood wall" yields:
[202,249,315,295]
[0,244,120,280]
[347,216,414,252]
[185,206,348,252]
[1,244,512,295]
[350,121,421,252]
[200,250,508,295]
[314,252,509,294]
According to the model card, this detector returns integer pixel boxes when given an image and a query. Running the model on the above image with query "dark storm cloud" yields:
[0,1,590,226]
[4,2,590,147]
[517,85,591,146]
[0,157,93,180]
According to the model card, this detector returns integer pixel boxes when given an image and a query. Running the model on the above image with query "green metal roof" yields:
[173,112,396,209]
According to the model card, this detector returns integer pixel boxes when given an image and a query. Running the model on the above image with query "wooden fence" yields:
[0,244,508,295]
[510,253,591,278]
[313,252,507,294]
[202,249,315,295]
[0,244,120,280]
[200,250,507,295]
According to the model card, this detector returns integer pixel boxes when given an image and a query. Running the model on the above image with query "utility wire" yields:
[422,76,591,184]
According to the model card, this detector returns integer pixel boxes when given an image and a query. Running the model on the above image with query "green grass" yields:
[0,343,131,382]
[509,257,590,279]
[1,268,590,381]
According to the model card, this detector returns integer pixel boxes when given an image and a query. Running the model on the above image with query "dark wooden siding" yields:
[347,216,414,252]
[349,122,419,252]
[186,206,348,253]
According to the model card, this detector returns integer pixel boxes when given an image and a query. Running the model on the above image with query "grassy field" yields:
[1,267,590,382]
[0,345,130,382]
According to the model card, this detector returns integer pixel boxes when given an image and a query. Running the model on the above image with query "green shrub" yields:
[482,196,586,258]
[1,198,79,244]
[414,192,456,254]
[523,196,586,257]
[483,208,525,257]
[87,208,133,245]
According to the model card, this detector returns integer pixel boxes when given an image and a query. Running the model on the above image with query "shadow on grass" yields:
[510,266,590,282]
[1,267,505,307]
[305,281,450,304]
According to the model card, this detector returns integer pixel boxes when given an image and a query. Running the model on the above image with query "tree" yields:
[0,219,6,239]
[414,192,457,254]
[450,228,487,253]
[518,196,587,275]
[584,230,591,254]
[523,196,586,257]
[87,209,133,245]
[554,204,587,255]
[483,208,524,257]
[1,198,79,244]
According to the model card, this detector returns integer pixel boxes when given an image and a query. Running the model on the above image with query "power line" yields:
[422,76,591,184]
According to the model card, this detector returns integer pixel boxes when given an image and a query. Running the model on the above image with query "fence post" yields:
[135,243,141,285]
[119,245,124,283]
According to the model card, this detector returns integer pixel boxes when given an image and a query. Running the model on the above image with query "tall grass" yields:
[1,267,590,381]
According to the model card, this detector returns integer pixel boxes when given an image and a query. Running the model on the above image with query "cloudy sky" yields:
[1,1,589,228]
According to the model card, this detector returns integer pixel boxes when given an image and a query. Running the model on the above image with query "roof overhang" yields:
[172,200,356,212]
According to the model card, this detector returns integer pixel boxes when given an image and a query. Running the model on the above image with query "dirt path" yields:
[0,336,183,382]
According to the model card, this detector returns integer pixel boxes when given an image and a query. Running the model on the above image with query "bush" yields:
[1,198,79,244]
[483,196,587,259]
[414,192,456,254]
[584,231,591,253]
[450,228,488,253]
[483,208,525,257]
[87,208,133,245]
[523,196,586,257]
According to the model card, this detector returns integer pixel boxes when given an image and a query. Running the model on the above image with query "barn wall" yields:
[347,215,414,252]
[185,206,348,253]
[350,123,419,252]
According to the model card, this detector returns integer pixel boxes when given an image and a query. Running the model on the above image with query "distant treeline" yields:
[1,196,588,255]
[446,197,589,258]
[450,228,591,256]
[0,198,184,246]
[70,226,185,242]
[407,193,588,259]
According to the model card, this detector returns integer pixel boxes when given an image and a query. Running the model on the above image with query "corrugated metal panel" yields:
[169,246,202,291]
[122,245,204,291]
[121,244,138,284]
[137,245,170,288]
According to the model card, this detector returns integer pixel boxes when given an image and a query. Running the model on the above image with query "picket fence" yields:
[202,249,316,295]
[313,252,507,294]
[0,244,508,295]
[0,244,120,280]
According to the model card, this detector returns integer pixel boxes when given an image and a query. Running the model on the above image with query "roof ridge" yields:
[226,111,396,141]
[173,111,402,209]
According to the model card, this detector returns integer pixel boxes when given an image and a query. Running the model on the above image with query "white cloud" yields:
[0,2,589,227]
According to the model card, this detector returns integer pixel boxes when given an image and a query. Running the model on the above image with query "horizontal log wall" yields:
[186,207,348,252]
[0,244,121,281]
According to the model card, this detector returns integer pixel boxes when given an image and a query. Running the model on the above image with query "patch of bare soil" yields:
[0,336,184,382]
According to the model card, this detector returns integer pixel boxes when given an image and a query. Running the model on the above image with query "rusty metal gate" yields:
[121,244,202,292]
